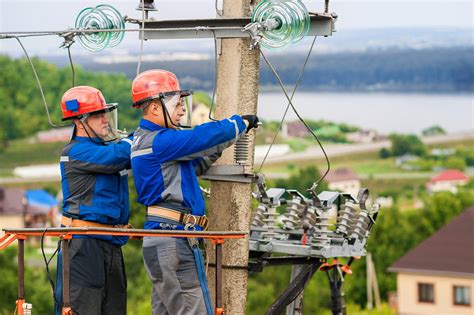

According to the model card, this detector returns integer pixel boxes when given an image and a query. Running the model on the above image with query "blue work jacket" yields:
[131,116,246,231]
[60,136,132,245]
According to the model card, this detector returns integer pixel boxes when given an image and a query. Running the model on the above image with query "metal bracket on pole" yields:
[201,165,254,183]
[135,14,335,40]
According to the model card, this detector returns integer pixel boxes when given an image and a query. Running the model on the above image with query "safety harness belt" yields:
[61,216,131,229]
[147,205,209,230]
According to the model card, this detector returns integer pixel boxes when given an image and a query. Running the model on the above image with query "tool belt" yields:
[61,216,132,229]
[147,205,209,230]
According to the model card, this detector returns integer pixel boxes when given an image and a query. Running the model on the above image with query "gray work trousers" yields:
[143,237,206,315]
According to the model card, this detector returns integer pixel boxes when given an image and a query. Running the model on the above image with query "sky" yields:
[0,0,472,56]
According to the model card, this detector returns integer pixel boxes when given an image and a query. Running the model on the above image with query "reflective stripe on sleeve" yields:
[131,147,153,159]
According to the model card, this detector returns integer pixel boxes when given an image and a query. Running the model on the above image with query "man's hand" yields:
[241,115,260,133]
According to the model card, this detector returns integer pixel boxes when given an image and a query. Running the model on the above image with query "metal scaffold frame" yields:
[0,228,247,315]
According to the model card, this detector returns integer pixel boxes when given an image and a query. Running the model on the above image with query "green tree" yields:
[444,156,466,170]
[388,134,426,157]
[422,125,445,136]
[379,147,391,159]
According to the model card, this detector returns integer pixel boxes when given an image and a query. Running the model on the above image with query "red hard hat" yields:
[61,86,116,120]
[131,69,180,108]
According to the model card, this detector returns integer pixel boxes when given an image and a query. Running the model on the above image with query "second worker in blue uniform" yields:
[130,69,259,314]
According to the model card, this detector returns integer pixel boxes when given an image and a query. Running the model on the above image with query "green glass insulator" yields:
[251,0,310,50]
[75,5,125,52]
[96,4,125,48]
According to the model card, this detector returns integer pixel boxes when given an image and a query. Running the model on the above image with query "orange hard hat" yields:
[131,69,180,108]
[61,86,116,120]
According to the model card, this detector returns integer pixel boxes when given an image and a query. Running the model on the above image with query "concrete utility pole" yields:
[207,0,260,313]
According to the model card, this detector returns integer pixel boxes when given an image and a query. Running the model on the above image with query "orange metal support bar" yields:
[15,299,25,315]
[211,239,226,314]
[0,232,12,243]
[17,235,27,315]
[2,227,247,241]
[0,233,19,250]
[62,237,71,314]
[61,307,72,315]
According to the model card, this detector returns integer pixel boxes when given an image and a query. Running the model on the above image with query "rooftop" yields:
[389,207,474,277]
[428,169,469,183]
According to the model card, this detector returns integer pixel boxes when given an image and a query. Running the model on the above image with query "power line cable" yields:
[11,36,68,128]
[41,227,60,305]
[136,0,146,75]
[207,30,219,121]
[0,26,245,39]
[258,46,331,187]
[67,46,76,87]
[257,36,318,173]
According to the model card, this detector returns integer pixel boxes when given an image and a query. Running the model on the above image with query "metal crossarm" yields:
[137,14,335,40]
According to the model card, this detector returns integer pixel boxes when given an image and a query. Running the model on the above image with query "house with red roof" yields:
[389,207,474,315]
[426,169,469,194]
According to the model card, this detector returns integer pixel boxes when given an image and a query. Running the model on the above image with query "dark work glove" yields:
[241,115,260,133]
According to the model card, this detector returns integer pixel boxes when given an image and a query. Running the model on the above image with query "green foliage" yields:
[0,55,135,145]
[0,247,19,315]
[421,125,446,136]
[388,134,426,157]
[247,267,290,314]
[379,148,390,159]
[444,156,466,170]
[378,189,399,200]
[192,91,212,107]
[123,243,151,314]
[457,147,474,166]
[0,139,65,168]
[284,138,309,152]
[406,158,437,171]
[0,246,54,315]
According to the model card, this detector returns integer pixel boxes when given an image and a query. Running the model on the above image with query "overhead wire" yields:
[10,36,68,128]
[257,36,318,173]
[136,0,146,75]
[41,227,60,305]
[215,0,223,18]
[0,26,245,39]
[67,46,76,87]
[207,30,219,121]
[258,45,331,188]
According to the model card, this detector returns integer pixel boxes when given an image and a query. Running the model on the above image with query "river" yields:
[257,92,473,134]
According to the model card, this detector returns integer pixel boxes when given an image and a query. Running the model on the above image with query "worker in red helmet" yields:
[130,69,259,315]
[54,86,132,315]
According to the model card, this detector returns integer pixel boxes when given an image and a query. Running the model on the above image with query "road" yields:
[255,131,474,165]
[0,131,472,184]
